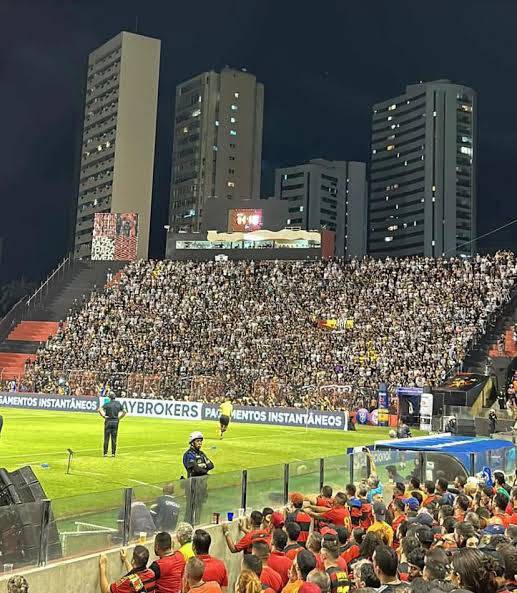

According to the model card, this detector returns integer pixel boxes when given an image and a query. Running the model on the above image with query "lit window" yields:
[230,130,237,136]
[287,219,291,225]
[227,181,235,188]
[372,149,377,154]
[432,185,436,192]
[231,104,238,110]
[300,206,304,212]
[215,120,219,126]
[234,92,239,98]
[388,225,398,231]
[192,109,201,117]
[97,145,102,151]
[387,145,395,151]
[93,198,98,206]
[431,240,436,247]
[105,141,110,148]
[183,127,188,134]
[384,236,393,242]
[388,135,395,140]
[387,116,393,121]
[283,174,288,180]
[433,111,437,116]
[388,104,397,111]
[391,124,396,129]
[198,96,202,103]
[461,136,471,143]
[213,145,218,151]
[414,220,417,226]
[460,146,472,156]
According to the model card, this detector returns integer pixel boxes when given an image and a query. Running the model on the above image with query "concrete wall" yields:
[0,521,243,593]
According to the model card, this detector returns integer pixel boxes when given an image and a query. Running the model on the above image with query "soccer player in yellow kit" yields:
[218,399,234,439]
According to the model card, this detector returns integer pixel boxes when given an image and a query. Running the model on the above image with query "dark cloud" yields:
[1,0,516,281]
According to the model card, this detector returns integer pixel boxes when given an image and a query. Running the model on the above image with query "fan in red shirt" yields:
[223,511,270,554]
[183,558,222,593]
[267,529,293,587]
[390,499,407,550]
[307,492,352,530]
[192,529,228,591]
[315,485,334,508]
[306,532,325,571]
[149,532,186,593]
[286,493,312,545]
[357,488,373,530]
[99,546,156,593]
[340,527,364,566]
[422,481,440,507]
[387,483,406,516]
[284,522,304,560]
[252,541,284,593]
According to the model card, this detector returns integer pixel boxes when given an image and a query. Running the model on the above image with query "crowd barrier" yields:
[2,443,515,579]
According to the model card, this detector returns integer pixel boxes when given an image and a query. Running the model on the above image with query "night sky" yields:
[1,1,516,283]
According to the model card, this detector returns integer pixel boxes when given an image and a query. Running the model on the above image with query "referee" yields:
[218,397,234,439]
[99,393,126,457]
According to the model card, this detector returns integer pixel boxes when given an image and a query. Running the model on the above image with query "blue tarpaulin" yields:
[374,434,515,473]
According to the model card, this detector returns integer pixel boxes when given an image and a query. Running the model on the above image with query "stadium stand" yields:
[6,252,516,407]
[14,252,517,407]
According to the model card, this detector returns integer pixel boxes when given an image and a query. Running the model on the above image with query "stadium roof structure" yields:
[373,433,514,473]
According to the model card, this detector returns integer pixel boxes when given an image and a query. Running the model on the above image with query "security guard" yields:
[218,398,234,439]
[183,432,214,478]
[99,393,126,457]
[182,432,214,524]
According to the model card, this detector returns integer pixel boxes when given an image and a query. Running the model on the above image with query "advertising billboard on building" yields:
[228,209,263,232]
[91,213,139,261]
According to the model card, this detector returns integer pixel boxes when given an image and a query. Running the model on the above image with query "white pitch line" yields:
[0,442,179,460]
[129,479,163,490]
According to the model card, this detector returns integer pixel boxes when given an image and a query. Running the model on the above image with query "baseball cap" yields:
[320,526,338,537]
[290,492,305,505]
[373,501,386,519]
[403,497,420,511]
[483,524,505,536]
[408,512,433,527]
[347,497,362,508]
[271,512,285,528]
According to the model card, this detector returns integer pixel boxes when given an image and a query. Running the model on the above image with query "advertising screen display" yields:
[91,212,139,261]
[228,209,263,232]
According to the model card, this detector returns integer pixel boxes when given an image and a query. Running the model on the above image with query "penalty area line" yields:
[128,479,163,490]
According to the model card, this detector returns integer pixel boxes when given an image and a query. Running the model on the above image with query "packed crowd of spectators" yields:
[17,252,517,408]
[85,467,517,593]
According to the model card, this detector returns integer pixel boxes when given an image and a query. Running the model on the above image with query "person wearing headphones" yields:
[183,432,214,524]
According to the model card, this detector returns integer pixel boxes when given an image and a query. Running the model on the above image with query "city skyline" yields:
[1,2,516,282]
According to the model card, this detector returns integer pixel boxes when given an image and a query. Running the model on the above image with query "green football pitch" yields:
[0,408,395,500]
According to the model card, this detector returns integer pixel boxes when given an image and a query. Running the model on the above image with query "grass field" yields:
[0,408,415,556]
[0,408,395,500]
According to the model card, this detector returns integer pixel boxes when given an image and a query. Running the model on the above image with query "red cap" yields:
[320,526,337,537]
[271,512,285,528]
[290,492,305,505]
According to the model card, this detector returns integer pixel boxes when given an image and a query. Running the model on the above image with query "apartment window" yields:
[227,181,235,188]
[229,143,236,148]
[384,236,394,242]
[229,156,235,161]
[460,146,473,156]
[388,104,397,111]
[192,109,201,117]
[387,145,395,151]
[215,120,219,126]
[230,130,237,136]
[231,104,238,110]
[230,117,236,123]
[183,127,188,134]
[234,92,239,98]
[228,168,235,174]
[213,145,218,151]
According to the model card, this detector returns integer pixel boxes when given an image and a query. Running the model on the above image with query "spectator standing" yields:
[99,547,156,593]
[223,511,269,554]
[239,555,273,593]
[282,550,317,593]
[367,503,394,546]
[149,532,186,593]
[268,529,293,587]
[176,523,195,561]
[183,557,221,593]
[253,541,284,593]
[284,523,303,560]
[192,529,228,591]
[287,493,312,545]
[321,540,349,593]
[372,545,405,593]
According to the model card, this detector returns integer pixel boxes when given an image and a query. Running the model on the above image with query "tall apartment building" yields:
[168,68,263,235]
[274,159,367,257]
[74,32,160,259]
[368,80,477,258]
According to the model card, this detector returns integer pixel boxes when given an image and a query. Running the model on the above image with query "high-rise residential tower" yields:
[168,68,263,235]
[74,31,160,259]
[368,80,476,257]
[275,159,367,257]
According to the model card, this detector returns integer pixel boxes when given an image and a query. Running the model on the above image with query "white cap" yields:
[189,431,204,443]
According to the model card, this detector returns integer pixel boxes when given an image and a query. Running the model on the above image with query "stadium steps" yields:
[0,353,36,380]
[28,260,126,322]
[7,321,60,342]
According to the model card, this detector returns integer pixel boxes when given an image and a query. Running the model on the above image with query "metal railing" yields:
[26,252,74,309]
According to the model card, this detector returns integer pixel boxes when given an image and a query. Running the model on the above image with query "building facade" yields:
[74,32,160,259]
[274,159,367,257]
[368,80,477,258]
[168,68,264,236]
